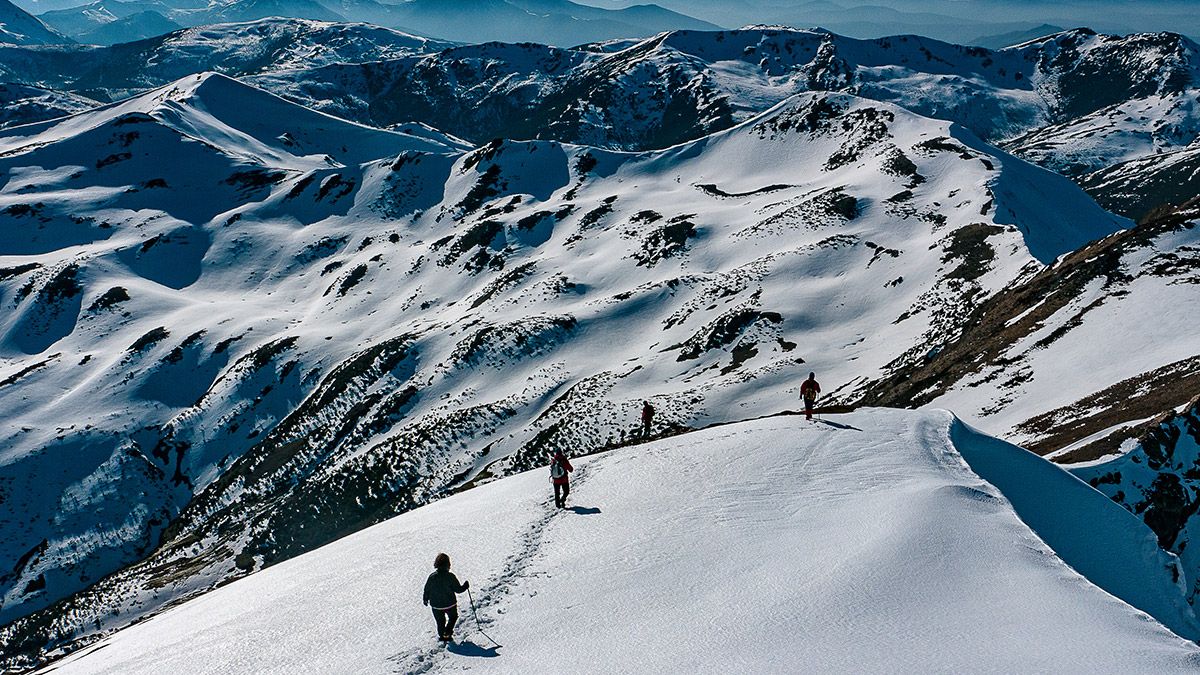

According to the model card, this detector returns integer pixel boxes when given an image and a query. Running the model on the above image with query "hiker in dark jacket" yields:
[550,449,574,508]
[641,400,654,438]
[423,553,469,642]
[800,372,821,421]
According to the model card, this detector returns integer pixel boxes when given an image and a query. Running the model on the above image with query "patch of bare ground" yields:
[856,201,1199,458]
[1027,355,1200,461]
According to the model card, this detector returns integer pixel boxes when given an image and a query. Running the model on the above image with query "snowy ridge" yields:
[40,411,1200,673]
[0,83,97,130]
[0,75,1123,655]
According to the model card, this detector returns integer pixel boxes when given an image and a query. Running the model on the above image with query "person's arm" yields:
[564,458,573,473]
[423,576,431,606]
[451,573,469,593]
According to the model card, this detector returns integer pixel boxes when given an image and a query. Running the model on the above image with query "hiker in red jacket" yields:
[550,449,574,508]
[800,372,821,421]
[641,400,655,438]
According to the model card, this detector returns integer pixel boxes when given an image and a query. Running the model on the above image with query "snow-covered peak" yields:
[0,72,463,171]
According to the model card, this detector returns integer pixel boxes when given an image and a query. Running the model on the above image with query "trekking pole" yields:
[467,586,504,649]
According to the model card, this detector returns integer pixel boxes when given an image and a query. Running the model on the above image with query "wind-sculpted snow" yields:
[37,413,1200,672]
[0,75,1127,665]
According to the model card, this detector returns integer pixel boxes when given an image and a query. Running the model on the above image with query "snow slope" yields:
[858,200,1200,456]
[0,76,1125,651]
[0,0,68,45]
[44,411,1200,673]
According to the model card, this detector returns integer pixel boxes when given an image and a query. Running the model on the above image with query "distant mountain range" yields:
[30,0,720,46]
[6,23,1197,221]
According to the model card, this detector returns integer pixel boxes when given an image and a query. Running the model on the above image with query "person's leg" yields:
[446,606,459,638]
[554,482,563,507]
[433,608,447,640]
[562,480,570,507]
[805,399,813,420]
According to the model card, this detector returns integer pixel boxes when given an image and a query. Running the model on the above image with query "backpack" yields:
[550,457,566,480]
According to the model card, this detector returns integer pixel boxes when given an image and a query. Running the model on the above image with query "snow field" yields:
[48,410,1200,674]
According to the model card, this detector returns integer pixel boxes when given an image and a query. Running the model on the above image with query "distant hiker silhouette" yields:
[549,449,574,508]
[423,553,469,642]
[641,400,655,438]
[800,372,821,421]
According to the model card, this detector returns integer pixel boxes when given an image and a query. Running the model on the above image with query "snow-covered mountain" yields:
[0,82,97,129]
[39,0,178,41]
[0,70,1126,663]
[0,17,451,99]
[0,0,69,44]
[246,26,1200,217]
[26,412,1200,672]
[1078,142,1200,220]
[36,0,721,46]
[76,9,181,44]
[1,25,1196,217]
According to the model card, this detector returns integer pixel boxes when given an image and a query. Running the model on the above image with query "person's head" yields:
[434,553,450,571]
[808,372,815,380]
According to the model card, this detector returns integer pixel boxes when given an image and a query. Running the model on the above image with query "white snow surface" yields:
[0,75,1131,625]
[46,411,1200,674]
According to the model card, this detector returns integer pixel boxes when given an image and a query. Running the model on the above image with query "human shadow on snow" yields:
[817,419,862,431]
[568,506,601,515]
[448,640,500,658]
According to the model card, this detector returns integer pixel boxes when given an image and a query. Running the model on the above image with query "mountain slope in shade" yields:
[0,77,1122,660]
[76,10,181,45]
[40,412,1200,673]
[971,23,1066,49]
[1078,142,1200,220]
[193,0,345,24]
[0,82,97,128]
[0,0,69,44]
[38,0,176,39]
